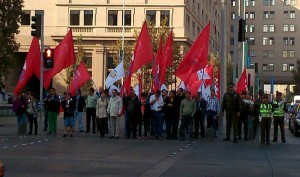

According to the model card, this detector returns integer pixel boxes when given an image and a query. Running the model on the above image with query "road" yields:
[1,116,300,177]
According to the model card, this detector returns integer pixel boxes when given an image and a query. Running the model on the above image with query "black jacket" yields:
[45,94,60,113]
[72,95,85,112]
[61,99,76,117]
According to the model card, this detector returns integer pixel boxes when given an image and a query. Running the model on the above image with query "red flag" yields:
[44,30,75,89]
[67,62,91,96]
[175,23,210,84]
[205,63,214,86]
[130,21,155,74]
[14,37,40,95]
[159,31,173,87]
[236,68,248,93]
[214,66,220,99]
[151,36,163,92]
[190,80,202,97]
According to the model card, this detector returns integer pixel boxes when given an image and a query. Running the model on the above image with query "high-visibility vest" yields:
[273,100,285,117]
[260,103,272,117]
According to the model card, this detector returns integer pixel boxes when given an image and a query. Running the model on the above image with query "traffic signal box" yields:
[44,48,54,69]
[31,14,42,38]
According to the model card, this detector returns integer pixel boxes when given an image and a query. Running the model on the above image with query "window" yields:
[262,50,274,58]
[84,10,93,26]
[290,25,295,32]
[264,0,275,5]
[108,10,118,26]
[269,25,275,32]
[122,10,132,26]
[249,0,255,6]
[290,50,295,58]
[262,64,268,71]
[290,37,295,45]
[248,37,255,45]
[290,64,295,71]
[284,25,289,32]
[263,25,275,32]
[264,11,269,19]
[263,25,268,32]
[269,37,275,45]
[290,11,295,18]
[264,11,275,19]
[262,51,268,58]
[284,0,295,5]
[160,10,170,26]
[283,37,289,45]
[70,10,80,26]
[270,0,275,5]
[270,11,275,18]
[263,0,269,5]
[21,10,30,25]
[249,50,254,57]
[231,12,236,19]
[249,25,255,32]
[186,14,190,31]
[283,51,295,59]
[197,26,200,34]
[192,21,195,36]
[269,51,274,58]
[269,64,274,72]
[283,64,288,72]
[85,57,92,69]
[283,50,288,58]
[263,37,268,46]
[231,0,236,6]
[284,11,289,18]
[249,12,255,19]
[146,10,156,25]
[230,37,234,45]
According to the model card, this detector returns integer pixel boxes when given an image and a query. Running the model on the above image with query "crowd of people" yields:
[12,83,289,145]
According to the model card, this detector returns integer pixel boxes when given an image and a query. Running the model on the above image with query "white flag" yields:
[178,81,185,89]
[197,69,210,80]
[198,83,211,101]
[134,83,140,97]
[105,61,125,89]
[160,84,168,91]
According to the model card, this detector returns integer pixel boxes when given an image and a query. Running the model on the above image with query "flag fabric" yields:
[198,83,211,101]
[175,23,210,84]
[123,57,134,96]
[134,72,143,99]
[187,66,210,89]
[190,80,202,97]
[130,21,155,74]
[177,81,186,90]
[160,84,168,91]
[159,31,173,86]
[214,66,220,100]
[68,62,91,96]
[205,64,214,86]
[14,37,41,95]
[44,30,75,89]
[236,68,248,93]
[105,61,125,89]
[152,36,163,92]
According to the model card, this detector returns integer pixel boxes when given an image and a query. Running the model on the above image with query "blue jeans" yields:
[152,111,163,137]
[74,111,83,131]
[16,113,26,125]
[207,111,217,129]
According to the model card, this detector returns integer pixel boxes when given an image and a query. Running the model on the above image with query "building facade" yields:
[230,0,300,94]
[7,0,227,93]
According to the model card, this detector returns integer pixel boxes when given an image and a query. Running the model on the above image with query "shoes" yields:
[63,134,67,137]
[223,137,230,141]
[69,134,73,137]
[282,140,286,143]
[272,139,277,142]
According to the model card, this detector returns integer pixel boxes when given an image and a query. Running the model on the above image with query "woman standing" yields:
[27,94,38,135]
[96,91,109,138]
[13,94,28,135]
[165,90,180,139]
[61,93,75,137]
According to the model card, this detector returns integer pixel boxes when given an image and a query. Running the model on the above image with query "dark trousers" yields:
[97,118,108,136]
[86,107,96,132]
[207,111,217,129]
[127,112,137,138]
[253,115,260,139]
[172,116,179,139]
[151,111,163,137]
[180,115,194,140]
[225,111,238,138]
[143,112,150,137]
[273,116,285,141]
[137,114,142,137]
[238,114,249,138]
[27,114,38,135]
[44,110,48,130]
[166,115,172,138]
[194,110,206,138]
[261,117,271,144]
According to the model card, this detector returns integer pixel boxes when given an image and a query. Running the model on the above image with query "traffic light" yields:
[238,19,246,42]
[44,48,54,69]
[31,14,42,38]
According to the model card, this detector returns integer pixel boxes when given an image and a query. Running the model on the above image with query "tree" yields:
[64,35,93,94]
[209,53,233,84]
[292,60,300,94]
[0,0,23,88]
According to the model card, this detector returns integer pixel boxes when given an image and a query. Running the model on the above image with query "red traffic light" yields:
[44,48,54,58]
[44,48,54,69]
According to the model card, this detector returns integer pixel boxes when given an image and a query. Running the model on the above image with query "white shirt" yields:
[149,95,164,111]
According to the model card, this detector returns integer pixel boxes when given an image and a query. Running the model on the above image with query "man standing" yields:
[73,90,85,133]
[221,83,241,143]
[150,90,164,139]
[272,91,287,143]
[206,90,220,137]
[238,91,251,140]
[194,93,207,139]
[107,89,122,139]
[180,91,196,141]
[45,88,60,135]
[86,88,98,133]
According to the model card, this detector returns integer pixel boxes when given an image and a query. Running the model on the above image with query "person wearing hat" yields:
[238,91,251,140]
[260,94,273,145]
[221,82,241,143]
[272,91,287,143]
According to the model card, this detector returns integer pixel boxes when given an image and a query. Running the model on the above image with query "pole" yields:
[241,0,246,73]
[121,0,125,85]
[38,10,44,121]
[232,17,239,83]
[220,0,227,134]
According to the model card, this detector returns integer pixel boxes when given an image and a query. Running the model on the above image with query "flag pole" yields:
[38,11,44,122]
[121,0,125,85]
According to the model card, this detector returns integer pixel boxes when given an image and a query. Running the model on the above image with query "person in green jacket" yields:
[180,91,196,141]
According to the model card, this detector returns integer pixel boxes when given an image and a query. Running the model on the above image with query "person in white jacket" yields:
[107,89,122,139]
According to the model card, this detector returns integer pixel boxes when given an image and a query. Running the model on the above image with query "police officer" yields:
[260,94,273,145]
[272,91,287,143]
[221,83,241,143]
[238,91,250,141]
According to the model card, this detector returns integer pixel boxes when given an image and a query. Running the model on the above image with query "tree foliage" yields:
[0,0,23,75]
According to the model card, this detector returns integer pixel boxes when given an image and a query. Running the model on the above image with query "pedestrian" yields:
[272,91,287,143]
[26,93,38,135]
[142,92,152,139]
[180,91,196,141]
[238,91,251,140]
[206,90,220,138]
[161,89,169,133]
[13,94,27,135]
[96,91,109,138]
[45,88,60,135]
[194,93,207,139]
[253,90,263,139]
[150,90,164,139]
[165,90,180,139]
[43,89,50,131]
[221,83,241,143]
[73,90,85,133]
[107,89,122,139]
[61,93,75,137]
[260,94,273,145]
[86,88,98,133]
